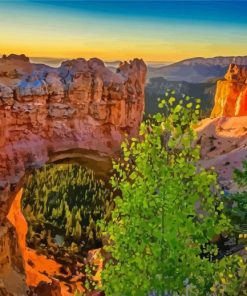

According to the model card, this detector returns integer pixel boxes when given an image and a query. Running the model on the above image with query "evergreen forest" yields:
[22,164,114,259]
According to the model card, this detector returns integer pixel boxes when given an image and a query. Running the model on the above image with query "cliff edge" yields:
[211,64,247,117]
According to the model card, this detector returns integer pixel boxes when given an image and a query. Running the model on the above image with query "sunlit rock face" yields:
[211,64,247,117]
[0,54,147,216]
[204,64,247,187]
[0,54,147,294]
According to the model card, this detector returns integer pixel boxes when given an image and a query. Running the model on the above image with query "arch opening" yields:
[7,154,114,295]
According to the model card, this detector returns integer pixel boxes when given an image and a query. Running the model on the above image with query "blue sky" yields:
[1,1,247,61]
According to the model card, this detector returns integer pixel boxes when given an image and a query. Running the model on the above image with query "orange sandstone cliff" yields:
[199,64,247,189]
[8,189,96,296]
[0,54,147,214]
[0,54,147,295]
[211,64,247,117]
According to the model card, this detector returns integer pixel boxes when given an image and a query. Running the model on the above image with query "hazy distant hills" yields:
[145,55,247,116]
[148,56,247,83]
[25,55,247,116]
[28,55,247,83]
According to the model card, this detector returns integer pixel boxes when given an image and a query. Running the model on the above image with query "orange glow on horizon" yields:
[2,41,247,63]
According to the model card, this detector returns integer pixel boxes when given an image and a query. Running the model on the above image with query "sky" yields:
[0,0,247,62]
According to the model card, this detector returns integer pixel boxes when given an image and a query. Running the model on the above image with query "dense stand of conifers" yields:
[22,164,113,256]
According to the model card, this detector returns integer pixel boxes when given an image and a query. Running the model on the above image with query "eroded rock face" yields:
[207,64,247,186]
[211,64,247,117]
[197,116,247,188]
[0,54,147,293]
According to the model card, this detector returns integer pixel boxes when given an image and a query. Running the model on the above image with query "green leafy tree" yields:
[100,96,242,295]
[210,255,247,295]
[224,161,247,235]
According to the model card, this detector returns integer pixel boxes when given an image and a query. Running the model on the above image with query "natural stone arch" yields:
[0,55,147,294]
[6,152,112,296]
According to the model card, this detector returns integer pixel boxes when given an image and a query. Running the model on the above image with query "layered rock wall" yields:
[0,54,147,293]
[211,64,247,117]
[0,55,146,216]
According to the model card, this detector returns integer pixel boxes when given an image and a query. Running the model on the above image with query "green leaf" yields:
[186,102,193,108]
[168,96,176,105]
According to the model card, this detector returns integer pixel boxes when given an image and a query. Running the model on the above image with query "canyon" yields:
[0,57,247,295]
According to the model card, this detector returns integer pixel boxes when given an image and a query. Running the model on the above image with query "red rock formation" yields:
[7,189,89,295]
[206,64,247,186]
[0,54,147,294]
[211,64,247,117]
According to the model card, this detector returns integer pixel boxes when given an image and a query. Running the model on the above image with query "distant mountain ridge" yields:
[173,56,247,66]
[6,54,247,84]
[5,55,247,84]
[148,55,247,83]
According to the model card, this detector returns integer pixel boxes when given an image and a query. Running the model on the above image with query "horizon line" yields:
[2,53,247,66]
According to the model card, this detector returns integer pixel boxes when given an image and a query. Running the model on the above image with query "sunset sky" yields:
[0,0,247,62]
